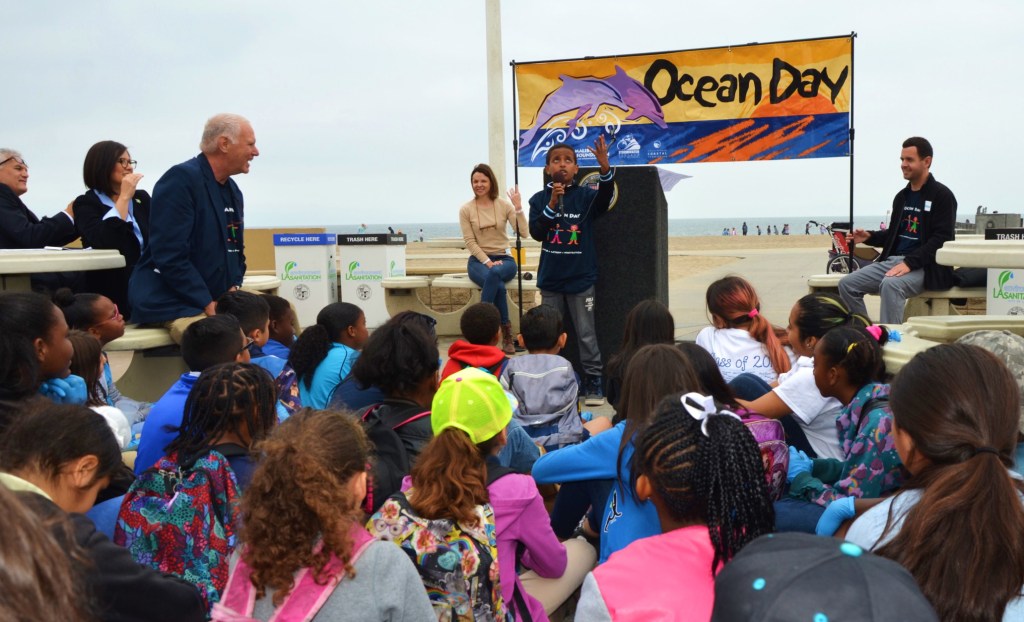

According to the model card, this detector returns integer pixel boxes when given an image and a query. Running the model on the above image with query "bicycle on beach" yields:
[807,220,879,274]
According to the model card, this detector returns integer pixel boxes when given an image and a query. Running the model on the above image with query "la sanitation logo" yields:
[994,271,1024,300]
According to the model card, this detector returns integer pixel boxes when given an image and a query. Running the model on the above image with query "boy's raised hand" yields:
[588,135,611,173]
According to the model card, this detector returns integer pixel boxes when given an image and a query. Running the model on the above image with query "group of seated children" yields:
[6,276,1024,621]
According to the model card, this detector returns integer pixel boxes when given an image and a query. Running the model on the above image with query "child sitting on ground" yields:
[780,326,906,533]
[260,293,296,359]
[533,344,702,562]
[68,329,131,449]
[0,291,86,419]
[577,392,775,620]
[0,402,206,621]
[604,299,675,409]
[502,304,609,451]
[289,302,368,409]
[54,287,151,425]
[134,315,252,474]
[116,362,278,612]
[440,302,509,380]
[696,276,793,384]
[216,290,286,379]
[216,408,434,621]
[369,368,595,622]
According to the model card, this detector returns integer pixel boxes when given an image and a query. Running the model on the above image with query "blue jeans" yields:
[728,373,818,459]
[774,497,826,533]
[467,254,517,323]
[550,478,614,540]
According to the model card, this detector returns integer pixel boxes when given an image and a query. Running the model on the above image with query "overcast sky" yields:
[7,1,1020,227]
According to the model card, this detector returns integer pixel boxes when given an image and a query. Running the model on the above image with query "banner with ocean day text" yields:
[514,36,852,167]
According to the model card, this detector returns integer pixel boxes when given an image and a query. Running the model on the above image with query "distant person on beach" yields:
[805,223,810,235]
[880,221,887,230]
[782,224,790,235]
[766,225,771,236]
[129,113,258,343]
[418,227,424,242]
[742,221,748,235]
[357,223,367,233]
[757,225,762,235]
[838,137,956,324]
[773,225,779,235]
[0,149,80,293]
[72,140,150,319]
[388,226,395,234]
[721,227,729,236]
[528,137,614,406]
[459,163,528,355]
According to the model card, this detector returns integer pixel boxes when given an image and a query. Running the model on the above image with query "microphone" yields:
[554,171,566,215]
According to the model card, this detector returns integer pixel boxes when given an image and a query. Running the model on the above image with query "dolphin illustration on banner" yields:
[520,65,667,148]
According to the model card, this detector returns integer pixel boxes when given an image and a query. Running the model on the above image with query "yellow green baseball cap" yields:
[431,367,512,444]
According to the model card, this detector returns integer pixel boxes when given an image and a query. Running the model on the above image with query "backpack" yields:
[359,403,431,514]
[114,448,244,612]
[211,526,375,622]
[368,491,507,622]
[502,356,582,450]
[736,410,789,501]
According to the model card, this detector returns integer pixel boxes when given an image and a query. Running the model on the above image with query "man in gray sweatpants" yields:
[838,137,957,324]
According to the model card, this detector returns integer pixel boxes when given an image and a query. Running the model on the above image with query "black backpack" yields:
[360,403,431,513]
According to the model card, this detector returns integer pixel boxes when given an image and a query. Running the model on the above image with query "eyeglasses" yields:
[0,156,27,168]
[238,336,256,355]
[92,303,121,327]
[117,158,138,169]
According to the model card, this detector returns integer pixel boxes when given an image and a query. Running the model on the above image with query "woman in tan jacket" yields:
[459,163,528,354]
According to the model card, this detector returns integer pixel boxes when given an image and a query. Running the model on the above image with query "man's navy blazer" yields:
[129,154,245,324]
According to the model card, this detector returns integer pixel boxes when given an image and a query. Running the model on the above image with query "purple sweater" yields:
[489,473,568,622]
[402,473,567,621]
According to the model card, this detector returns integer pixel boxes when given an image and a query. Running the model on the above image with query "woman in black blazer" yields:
[73,141,151,319]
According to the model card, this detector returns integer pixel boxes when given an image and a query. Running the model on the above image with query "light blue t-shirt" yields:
[297,342,359,409]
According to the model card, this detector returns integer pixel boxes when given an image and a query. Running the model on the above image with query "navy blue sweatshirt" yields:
[527,170,615,294]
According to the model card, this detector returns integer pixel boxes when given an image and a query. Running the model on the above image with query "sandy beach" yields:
[403,234,834,339]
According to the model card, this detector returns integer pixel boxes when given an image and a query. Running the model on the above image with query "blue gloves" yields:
[38,374,88,405]
[787,446,813,482]
[815,496,857,536]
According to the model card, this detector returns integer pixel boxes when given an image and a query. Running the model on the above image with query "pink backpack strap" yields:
[210,549,259,621]
[269,527,376,622]
[392,410,430,430]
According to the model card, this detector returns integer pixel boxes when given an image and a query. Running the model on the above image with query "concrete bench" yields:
[902,315,1024,343]
[106,327,187,402]
[882,330,941,375]
[806,273,984,319]
[382,274,538,336]
[241,274,281,295]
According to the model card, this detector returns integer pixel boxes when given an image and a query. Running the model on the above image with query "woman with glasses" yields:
[72,140,151,319]
[460,163,528,355]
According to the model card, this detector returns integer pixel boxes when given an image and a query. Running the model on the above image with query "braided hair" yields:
[164,362,278,465]
[632,393,775,575]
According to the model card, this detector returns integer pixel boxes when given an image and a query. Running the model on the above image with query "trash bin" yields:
[273,233,338,328]
[337,233,407,328]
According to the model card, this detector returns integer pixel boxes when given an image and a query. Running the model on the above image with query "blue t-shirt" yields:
[892,189,924,256]
[298,342,360,409]
[135,372,199,475]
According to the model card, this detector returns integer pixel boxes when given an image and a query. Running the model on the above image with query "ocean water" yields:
[325,215,888,239]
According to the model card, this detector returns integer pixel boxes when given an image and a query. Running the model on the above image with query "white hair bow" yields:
[681,392,742,436]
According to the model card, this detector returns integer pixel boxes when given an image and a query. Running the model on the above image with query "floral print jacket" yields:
[789,382,907,506]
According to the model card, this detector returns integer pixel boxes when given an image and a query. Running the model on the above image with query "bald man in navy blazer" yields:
[129,114,259,343]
